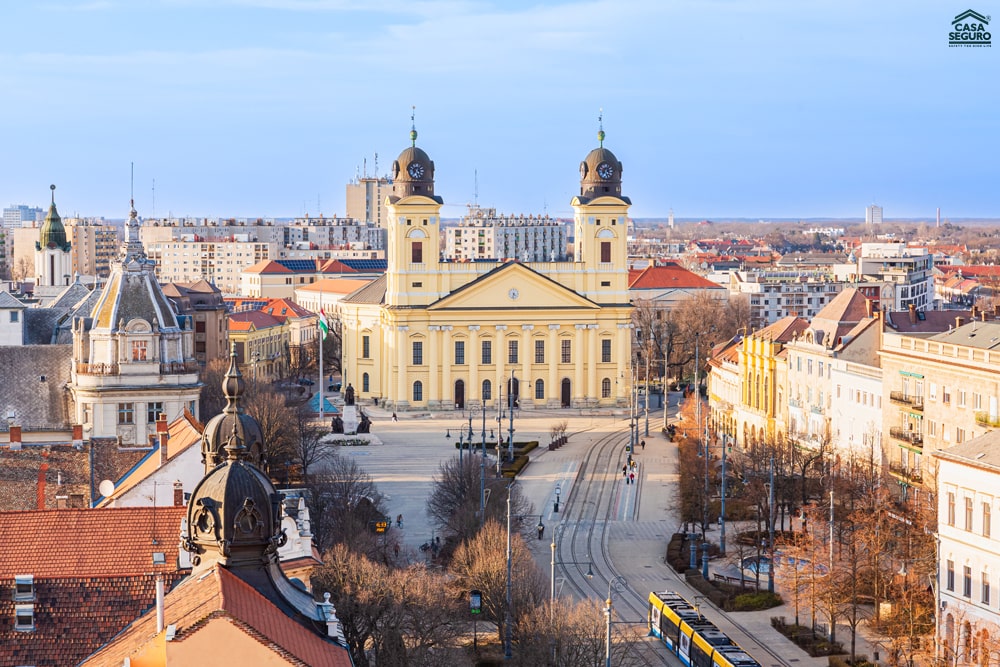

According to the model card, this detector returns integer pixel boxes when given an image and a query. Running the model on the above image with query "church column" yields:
[521,324,533,407]
[573,324,585,405]
[441,325,454,409]
[428,326,440,409]
[587,324,599,407]
[495,325,507,404]
[468,325,480,406]
[395,326,409,409]
[548,324,559,407]
[617,322,630,405]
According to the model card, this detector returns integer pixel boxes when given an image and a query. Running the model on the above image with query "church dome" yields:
[201,349,264,472]
[38,185,70,252]
[184,457,283,569]
[391,126,435,199]
[579,130,624,200]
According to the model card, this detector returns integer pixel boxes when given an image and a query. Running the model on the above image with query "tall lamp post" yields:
[549,529,594,618]
[605,575,627,667]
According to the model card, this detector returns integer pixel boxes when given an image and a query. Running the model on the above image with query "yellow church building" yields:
[338,126,634,412]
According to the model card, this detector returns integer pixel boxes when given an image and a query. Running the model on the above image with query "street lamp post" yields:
[605,575,627,667]
[505,481,515,661]
[549,529,594,620]
[720,433,728,555]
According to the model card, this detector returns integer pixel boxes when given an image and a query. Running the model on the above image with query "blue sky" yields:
[1,1,997,220]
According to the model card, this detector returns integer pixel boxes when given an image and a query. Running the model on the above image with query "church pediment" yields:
[428,263,598,311]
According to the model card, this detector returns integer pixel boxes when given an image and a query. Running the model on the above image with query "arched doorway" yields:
[455,380,465,409]
[506,377,520,408]
[561,378,571,408]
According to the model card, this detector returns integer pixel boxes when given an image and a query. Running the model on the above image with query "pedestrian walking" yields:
[629,472,635,485]
[393,543,400,558]
[640,439,645,450]
[392,412,398,422]
[397,514,403,528]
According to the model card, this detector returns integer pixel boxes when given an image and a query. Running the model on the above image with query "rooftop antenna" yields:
[410,105,417,147]
[374,151,379,178]
[152,178,156,218]
[317,193,321,215]
[598,108,605,147]
[474,169,479,207]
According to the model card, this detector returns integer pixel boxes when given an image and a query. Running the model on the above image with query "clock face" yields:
[508,288,519,300]
[407,161,425,179]
[597,161,614,179]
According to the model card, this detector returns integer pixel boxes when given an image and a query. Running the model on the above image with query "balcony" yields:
[76,362,120,375]
[888,461,923,485]
[975,411,1000,428]
[889,427,923,447]
[788,398,802,409]
[889,391,924,411]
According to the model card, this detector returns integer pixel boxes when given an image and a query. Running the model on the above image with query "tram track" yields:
[548,423,797,667]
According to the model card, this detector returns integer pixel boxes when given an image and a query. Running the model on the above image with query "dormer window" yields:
[14,575,33,601]
[14,604,34,632]
[132,340,148,361]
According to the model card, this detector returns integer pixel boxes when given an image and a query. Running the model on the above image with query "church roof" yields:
[91,266,180,331]
[83,566,353,667]
[46,278,93,310]
[340,274,387,305]
[37,187,70,252]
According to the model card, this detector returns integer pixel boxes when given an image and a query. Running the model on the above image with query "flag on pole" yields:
[319,307,329,340]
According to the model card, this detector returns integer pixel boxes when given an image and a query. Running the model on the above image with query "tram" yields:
[648,590,761,667]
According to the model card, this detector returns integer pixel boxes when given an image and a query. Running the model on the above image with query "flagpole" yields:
[318,292,324,422]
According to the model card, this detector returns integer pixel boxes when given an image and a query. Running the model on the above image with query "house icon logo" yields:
[950,9,991,46]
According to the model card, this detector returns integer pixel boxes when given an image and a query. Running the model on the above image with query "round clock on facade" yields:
[597,162,614,179]
[407,161,425,178]
[508,288,520,300]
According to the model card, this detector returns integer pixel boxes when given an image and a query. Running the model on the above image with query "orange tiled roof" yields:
[263,298,314,322]
[754,316,809,343]
[628,264,723,290]
[0,506,186,578]
[318,258,360,274]
[297,277,374,296]
[243,260,292,274]
[84,567,352,667]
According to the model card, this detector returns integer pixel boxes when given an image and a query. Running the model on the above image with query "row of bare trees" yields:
[674,395,938,664]
[632,292,751,388]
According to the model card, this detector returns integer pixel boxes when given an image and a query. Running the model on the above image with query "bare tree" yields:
[516,598,618,666]
[426,454,530,546]
[448,519,547,644]
[198,357,229,419]
[242,383,296,476]
[10,256,32,282]
[308,449,389,556]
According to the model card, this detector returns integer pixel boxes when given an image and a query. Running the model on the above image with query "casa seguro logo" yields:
[950,9,991,46]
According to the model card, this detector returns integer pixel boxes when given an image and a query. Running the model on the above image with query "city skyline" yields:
[2,1,997,220]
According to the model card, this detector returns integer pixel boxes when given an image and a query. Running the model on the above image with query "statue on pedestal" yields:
[344,383,355,406]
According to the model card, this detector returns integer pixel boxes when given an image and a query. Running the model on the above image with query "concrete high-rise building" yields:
[346,175,392,227]
[445,205,568,262]
[66,218,119,280]
[865,203,883,225]
[3,204,43,229]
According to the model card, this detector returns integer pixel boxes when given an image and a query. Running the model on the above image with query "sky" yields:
[1,0,998,221]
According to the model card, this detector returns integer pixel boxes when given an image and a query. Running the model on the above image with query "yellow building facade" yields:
[339,129,634,411]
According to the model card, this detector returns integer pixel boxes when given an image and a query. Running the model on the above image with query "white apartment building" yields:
[146,240,274,295]
[728,270,844,328]
[936,432,1000,664]
[3,204,43,229]
[834,243,934,312]
[444,206,568,262]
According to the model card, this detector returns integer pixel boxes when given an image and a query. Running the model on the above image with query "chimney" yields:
[173,480,184,507]
[9,425,22,451]
[155,575,165,634]
[865,298,873,318]
[72,424,83,450]
[908,304,916,325]
[157,414,169,467]
[956,316,965,328]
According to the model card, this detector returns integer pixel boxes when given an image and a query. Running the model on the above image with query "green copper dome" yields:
[38,185,70,252]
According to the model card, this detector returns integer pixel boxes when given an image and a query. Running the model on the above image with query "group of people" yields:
[622,456,639,484]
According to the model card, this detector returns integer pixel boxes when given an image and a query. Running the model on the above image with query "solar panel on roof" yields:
[340,259,387,271]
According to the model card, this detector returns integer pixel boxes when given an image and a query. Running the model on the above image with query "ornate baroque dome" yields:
[391,121,436,199]
[579,128,624,200]
[37,184,70,252]
[201,348,264,472]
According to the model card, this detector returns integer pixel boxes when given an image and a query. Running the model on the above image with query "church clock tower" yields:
[34,185,73,296]
[571,122,631,300]
[385,115,444,308]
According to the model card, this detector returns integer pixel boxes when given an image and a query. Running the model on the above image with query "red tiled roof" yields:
[0,506,186,578]
[85,567,352,667]
[228,310,283,331]
[754,316,809,343]
[318,259,359,274]
[629,264,723,290]
[263,298,314,321]
[812,287,872,324]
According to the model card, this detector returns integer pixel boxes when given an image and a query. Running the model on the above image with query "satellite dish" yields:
[99,479,115,497]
